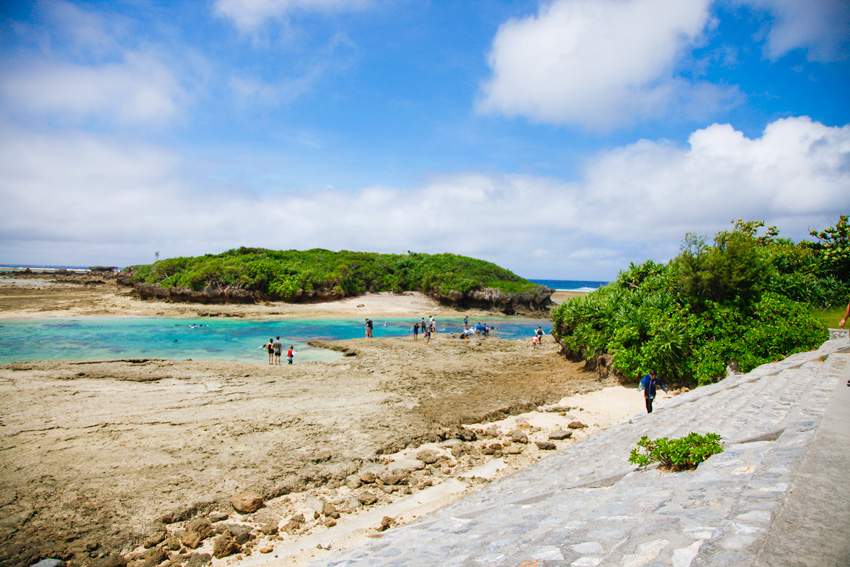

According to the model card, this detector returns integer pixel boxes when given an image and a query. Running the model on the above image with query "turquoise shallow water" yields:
[0,317,551,364]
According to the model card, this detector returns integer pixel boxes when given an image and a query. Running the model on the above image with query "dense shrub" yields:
[552,219,844,386]
[808,214,850,282]
[125,248,541,299]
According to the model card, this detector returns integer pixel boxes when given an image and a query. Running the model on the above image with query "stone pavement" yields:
[303,337,850,567]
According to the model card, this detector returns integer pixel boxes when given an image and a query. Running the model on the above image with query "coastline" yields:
[549,289,589,304]
[0,276,646,567]
[0,275,558,320]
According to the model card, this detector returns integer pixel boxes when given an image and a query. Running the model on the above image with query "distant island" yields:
[119,248,554,314]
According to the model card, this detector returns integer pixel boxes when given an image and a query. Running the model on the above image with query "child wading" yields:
[263,338,274,365]
[638,370,667,413]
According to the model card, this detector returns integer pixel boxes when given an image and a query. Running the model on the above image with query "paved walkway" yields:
[301,337,850,567]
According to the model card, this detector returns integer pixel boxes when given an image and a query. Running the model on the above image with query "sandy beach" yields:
[0,275,504,320]
[0,275,666,567]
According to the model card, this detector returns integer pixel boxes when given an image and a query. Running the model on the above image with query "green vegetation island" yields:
[119,216,848,388]
[120,248,554,314]
[551,217,850,387]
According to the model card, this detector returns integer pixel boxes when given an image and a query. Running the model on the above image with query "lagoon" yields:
[0,316,551,364]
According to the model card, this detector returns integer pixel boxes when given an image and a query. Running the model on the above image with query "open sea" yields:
[0,264,91,272]
[528,279,608,292]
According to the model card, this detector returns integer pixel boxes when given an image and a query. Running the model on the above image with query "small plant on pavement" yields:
[629,432,724,472]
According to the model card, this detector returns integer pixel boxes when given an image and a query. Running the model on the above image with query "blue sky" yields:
[1,0,848,280]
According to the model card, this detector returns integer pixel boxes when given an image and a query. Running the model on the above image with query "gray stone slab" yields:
[752,355,850,567]
[288,339,850,567]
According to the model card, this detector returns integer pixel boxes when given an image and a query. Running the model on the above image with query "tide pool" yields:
[0,316,551,364]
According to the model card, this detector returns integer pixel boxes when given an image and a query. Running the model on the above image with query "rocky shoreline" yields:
[0,334,625,567]
[122,278,554,315]
[90,403,602,567]
[0,275,619,567]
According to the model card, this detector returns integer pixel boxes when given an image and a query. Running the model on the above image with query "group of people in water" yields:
[261,318,552,363]
[261,336,294,365]
[408,316,545,344]
[408,315,443,343]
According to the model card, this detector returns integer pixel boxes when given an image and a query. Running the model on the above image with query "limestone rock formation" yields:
[229,492,264,514]
[121,278,553,314]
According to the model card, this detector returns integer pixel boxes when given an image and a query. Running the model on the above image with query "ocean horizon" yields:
[528,278,608,292]
[0,263,93,271]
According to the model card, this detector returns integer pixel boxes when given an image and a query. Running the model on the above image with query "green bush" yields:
[672,229,764,308]
[551,219,836,386]
[808,214,850,282]
[124,248,543,300]
[629,432,724,471]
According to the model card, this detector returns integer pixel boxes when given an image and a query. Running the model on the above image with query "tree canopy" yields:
[551,218,849,386]
[125,248,541,299]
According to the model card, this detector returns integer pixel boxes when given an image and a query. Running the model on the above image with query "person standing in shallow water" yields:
[272,336,282,365]
[365,318,373,338]
[639,370,667,413]
[286,345,294,364]
[412,322,419,340]
[263,338,274,364]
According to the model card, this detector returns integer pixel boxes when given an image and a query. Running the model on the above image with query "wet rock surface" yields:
[0,333,598,566]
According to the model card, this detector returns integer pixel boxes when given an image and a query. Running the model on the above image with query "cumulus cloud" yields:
[214,0,368,32]
[478,0,741,129]
[0,1,191,127]
[0,126,182,242]
[576,116,850,240]
[1,53,184,126]
[1,117,847,277]
[737,0,850,62]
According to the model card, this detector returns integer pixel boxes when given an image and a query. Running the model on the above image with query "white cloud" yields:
[214,0,368,32]
[229,73,319,108]
[575,116,850,241]
[36,0,125,57]
[0,126,182,243]
[1,53,184,126]
[478,0,741,129]
[737,0,850,62]
[1,117,847,278]
[0,1,190,127]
